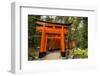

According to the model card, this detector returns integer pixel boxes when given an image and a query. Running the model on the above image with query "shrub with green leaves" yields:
[73,48,88,58]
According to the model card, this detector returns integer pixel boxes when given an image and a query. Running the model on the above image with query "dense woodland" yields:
[28,15,88,60]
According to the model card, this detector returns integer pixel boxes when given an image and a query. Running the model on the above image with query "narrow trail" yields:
[43,51,62,60]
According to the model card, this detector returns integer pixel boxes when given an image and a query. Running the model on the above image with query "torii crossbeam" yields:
[34,19,72,58]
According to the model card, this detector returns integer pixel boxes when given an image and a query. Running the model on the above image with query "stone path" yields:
[43,51,62,60]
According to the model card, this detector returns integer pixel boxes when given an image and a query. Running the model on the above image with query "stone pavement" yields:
[43,51,62,60]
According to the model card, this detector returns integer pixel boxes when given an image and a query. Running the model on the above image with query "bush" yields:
[73,48,88,58]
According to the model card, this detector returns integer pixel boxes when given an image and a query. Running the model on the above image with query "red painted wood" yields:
[35,21,74,53]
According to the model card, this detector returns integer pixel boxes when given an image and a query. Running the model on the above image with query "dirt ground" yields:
[28,48,67,60]
[42,51,61,60]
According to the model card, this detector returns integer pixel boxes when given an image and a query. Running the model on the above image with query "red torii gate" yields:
[36,20,72,58]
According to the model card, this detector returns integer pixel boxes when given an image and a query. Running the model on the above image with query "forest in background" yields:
[28,15,88,60]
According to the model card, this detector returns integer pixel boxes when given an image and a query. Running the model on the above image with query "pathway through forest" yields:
[43,51,62,60]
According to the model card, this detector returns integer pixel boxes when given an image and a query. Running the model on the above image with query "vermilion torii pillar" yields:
[36,20,71,58]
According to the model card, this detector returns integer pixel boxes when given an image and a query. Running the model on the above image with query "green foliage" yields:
[28,15,41,48]
[80,18,88,49]
[45,16,52,21]
[73,48,88,58]
[71,17,88,49]
[81,48,88,58]
[28,15,88,59]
